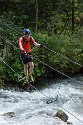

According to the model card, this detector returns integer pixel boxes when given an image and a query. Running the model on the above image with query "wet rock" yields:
[54,110,68,122]
[2,112,15,118]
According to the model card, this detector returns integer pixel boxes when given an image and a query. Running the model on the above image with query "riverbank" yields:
[1,73,83,92]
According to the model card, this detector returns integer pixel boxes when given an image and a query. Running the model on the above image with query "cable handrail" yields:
[44,46,83,68]
[0,57,58,101]
[1,37,83,84]
[0,35,83,68]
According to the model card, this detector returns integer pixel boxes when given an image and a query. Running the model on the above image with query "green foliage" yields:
[0,0,83,33]
[0,0,83,86]
[0,62,5,88]
[0,79,4,88]
[31,30,83,78]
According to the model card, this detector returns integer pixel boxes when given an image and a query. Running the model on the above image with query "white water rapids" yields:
[0,76,83,125]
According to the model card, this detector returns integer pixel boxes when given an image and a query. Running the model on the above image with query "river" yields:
[0,75,83,125]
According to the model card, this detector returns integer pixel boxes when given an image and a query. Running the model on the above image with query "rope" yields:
[1,37,83,85]
[44,46,83,68]
[57,104,83,124]
[34,57,83,85]
[1,38,83,85]
[0,58,21,78]
[0,57,58,101]
[0,35,83,68]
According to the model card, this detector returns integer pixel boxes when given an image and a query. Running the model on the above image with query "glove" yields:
[40,44,44,48]
[23,50,27,55]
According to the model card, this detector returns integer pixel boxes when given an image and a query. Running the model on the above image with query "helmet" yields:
[24,29,31,35]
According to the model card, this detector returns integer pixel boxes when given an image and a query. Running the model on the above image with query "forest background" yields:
[0,0,83,88]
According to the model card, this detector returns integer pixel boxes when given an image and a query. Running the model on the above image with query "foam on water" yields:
[0,77,83,125]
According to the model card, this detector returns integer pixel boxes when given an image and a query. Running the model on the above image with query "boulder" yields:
[54,110,68,122]
[2,112,15,118]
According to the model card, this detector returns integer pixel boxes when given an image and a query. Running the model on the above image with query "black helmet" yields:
[24,29,31,35]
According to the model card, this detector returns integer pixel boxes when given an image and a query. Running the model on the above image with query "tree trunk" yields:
[3,44,7,59]
[72,0,74,33]
[35,0,38,32]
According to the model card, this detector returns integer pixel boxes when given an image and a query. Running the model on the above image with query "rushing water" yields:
[0,76,83,125]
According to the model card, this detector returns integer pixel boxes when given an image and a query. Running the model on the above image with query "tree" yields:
[72,0,75,32]
[35,0,38,32]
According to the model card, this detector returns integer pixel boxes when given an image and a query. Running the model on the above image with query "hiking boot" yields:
[22,77,29,86]
[29,76,34,82]
[26,77,29,83]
